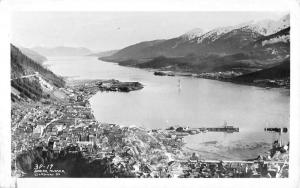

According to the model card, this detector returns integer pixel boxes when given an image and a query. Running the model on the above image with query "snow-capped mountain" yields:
[182,14,289,45]
[179,14,289,45]
[249,27,290,58]
[190,21,254,44]
[103,14,290,62]
[180,28,205,40]
[246,14,290,36]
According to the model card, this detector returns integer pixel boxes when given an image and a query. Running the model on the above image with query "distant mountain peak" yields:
[181,28,205,40]
[191,21,253,44]
[180,14,290,44]
[246,14,290,36]
[31,46,93,57]
[105,14,290,61]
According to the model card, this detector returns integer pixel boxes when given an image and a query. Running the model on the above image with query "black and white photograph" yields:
[1,0,300,187]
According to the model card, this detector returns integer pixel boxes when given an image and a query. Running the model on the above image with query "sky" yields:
[11,11,287,52]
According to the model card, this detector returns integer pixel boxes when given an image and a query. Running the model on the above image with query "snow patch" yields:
[262,35,290,46]
[246,14,289,36]
[179,14,290,45]
[180,28,205,40]
[194,22,252,44]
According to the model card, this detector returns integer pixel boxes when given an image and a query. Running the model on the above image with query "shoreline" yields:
[67,79,290,176]
[12,78,289,178]
[98,58,290,90]
[12,79,189,177]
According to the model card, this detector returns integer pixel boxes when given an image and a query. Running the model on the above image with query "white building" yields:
[32,124,45,138]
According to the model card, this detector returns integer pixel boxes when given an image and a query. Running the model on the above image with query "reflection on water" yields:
[46,56,290,160]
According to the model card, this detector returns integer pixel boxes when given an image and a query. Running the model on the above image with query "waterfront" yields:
[46,56,290,160]
[11,79,289,178]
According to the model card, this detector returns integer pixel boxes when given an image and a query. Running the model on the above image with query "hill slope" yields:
[11,44,65,101]
[101,15,290,80]
[103,15,289,64]
[232,60,290,83]
[19,47,47,64]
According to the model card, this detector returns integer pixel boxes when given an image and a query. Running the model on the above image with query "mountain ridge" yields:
[104,14,289,62]
[87,49,119,57]
[31,46,93,57]
[99,14,289,88]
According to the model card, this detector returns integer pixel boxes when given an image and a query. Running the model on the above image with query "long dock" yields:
[206,126,239,132]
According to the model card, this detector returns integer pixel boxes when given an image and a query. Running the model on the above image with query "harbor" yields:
[165,124,239,138]
[12,79,289,178]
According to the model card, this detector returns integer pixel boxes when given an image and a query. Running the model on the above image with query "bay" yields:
[46,56,290,160]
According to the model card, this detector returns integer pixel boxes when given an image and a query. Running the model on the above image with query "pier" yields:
[205,126,239,133]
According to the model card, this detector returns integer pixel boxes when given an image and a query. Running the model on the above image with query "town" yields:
[11,79,289,178]
[153,70,290,89]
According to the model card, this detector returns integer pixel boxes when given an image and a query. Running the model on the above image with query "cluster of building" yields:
[11,79,182,177]
[11,79,289,178]
[196,71,243,80]
[179,159,288,178]
[153,70,242,80]
[253,78,290,88]
[180,139,289,178]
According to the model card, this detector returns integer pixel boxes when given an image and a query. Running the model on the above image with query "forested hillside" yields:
[11,44,65,101]
[19,47,47,64]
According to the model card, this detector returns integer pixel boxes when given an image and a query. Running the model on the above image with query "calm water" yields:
[46,56,290,160]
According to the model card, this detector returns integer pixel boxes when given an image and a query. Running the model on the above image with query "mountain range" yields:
[103,14,289,62]
[100,14,290,86]
[11,14,290,97]
[31,46,93,57]
[87,49,119,57]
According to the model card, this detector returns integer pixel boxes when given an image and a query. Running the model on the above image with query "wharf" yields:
[206,126,239,133]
